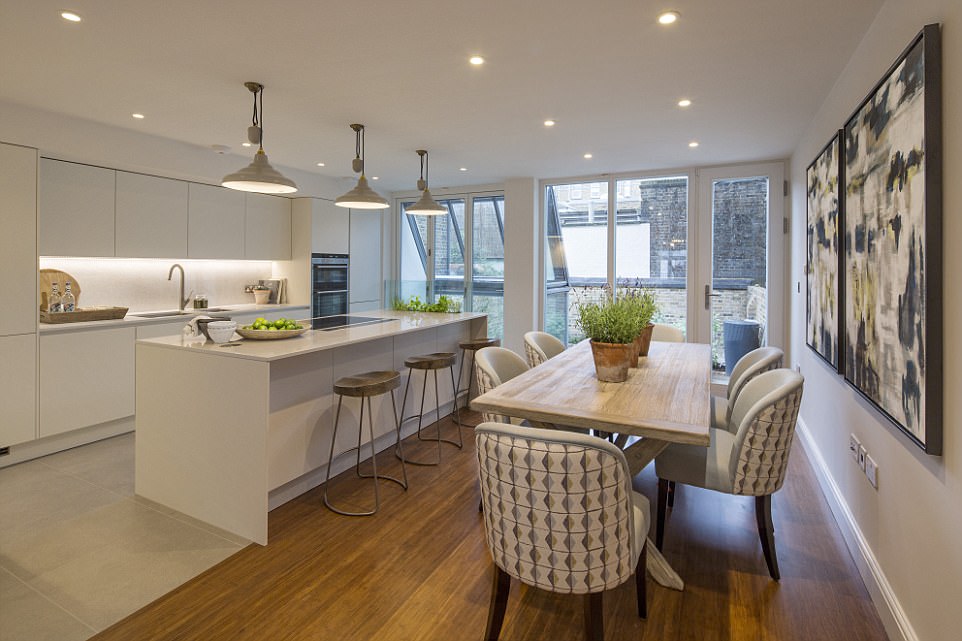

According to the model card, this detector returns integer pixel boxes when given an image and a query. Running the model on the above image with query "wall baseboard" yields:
[795,417,916,641]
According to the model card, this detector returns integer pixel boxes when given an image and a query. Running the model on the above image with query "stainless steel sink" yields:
[132,310,193,318]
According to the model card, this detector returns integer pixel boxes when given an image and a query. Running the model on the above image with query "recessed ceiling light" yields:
[60,11,82,22]
[583,153,593,159]
[658,11,679,25]
[544,119,556,127]
[242,142,252,147]
[688,141,699,148]
[131,113,145,119]
[460,167,468,172]
[677,99,692,107]
[316,162,325,167]
[372,176,379,180]
[469,55,485,65]
[210,144,230,154]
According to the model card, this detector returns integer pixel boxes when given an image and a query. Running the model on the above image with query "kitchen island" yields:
[135,310,487,544]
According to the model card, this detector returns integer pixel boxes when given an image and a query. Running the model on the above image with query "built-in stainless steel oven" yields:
[312,253,349,325]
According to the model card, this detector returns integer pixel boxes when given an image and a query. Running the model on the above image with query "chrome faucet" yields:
[167,263,192,312]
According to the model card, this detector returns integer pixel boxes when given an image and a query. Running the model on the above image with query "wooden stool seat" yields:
[333,370,401,397]
[404,352,457,370]
[459,338,498,351]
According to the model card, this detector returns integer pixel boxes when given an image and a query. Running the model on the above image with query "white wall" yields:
[789,3,960,640]
[503,178,539,354]
[0,100,348,199]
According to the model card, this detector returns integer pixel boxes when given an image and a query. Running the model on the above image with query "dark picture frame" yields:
[806,131,843,370]
[842,23,942,455]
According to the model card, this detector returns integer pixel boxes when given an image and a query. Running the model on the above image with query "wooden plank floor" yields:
[93,413,888,641]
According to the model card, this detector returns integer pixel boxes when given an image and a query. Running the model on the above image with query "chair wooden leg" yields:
[584,592,604,641]
[635,540,648,619]
[656,478,669,551]
[667,480,676,508]
[483,566,511,641]
[755,494,780,580]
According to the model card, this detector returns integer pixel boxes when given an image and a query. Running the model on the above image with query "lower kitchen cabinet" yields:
[39,327,135,438]
[0,334,37,448]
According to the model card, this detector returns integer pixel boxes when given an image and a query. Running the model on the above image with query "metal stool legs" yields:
[397,364,463,466]
[323,391,408,516]
[454,347,478,426]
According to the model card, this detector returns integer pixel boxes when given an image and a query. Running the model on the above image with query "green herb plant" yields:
[392,294,462,313]
[621,288,658,328]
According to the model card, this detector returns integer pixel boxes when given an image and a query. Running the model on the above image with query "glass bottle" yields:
[49,282,63,313]
[62,282,76,312]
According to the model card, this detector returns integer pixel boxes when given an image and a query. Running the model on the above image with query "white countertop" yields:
[38,303,310,334]
[136,310,486,362]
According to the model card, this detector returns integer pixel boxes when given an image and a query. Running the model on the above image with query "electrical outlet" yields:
[865,455,878,489]
[857,444,867,471]
[849,434,861,462]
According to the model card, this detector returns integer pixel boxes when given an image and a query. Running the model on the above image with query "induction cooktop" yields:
[312,314,394,331]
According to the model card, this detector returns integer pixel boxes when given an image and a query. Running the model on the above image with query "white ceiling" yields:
[0,0,883,192]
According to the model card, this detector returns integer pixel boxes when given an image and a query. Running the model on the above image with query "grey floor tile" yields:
[38,433,135,496]
[0,567,94,641]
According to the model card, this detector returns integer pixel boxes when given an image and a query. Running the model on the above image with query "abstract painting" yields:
[806,132,842,369]
[842,24,942,454]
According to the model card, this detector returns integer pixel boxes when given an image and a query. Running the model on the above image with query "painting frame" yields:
[806,131,844,371]
[841,23,942,455]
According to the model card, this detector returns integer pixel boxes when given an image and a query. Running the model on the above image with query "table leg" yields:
[621,437,685,591]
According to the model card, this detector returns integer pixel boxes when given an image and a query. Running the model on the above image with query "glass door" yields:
[694,163,785,374]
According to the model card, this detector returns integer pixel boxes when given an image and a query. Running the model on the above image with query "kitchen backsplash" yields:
[39,258,274,312]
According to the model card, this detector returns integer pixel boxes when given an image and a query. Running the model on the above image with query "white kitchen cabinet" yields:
[39,327,135,438]
[0,334,37,447]
[312,199,349,254]
[116,171,189,258]
[0,143,38,336]
[188,183,246,259]
[39,158,115,257]
[245,193,291,260]
[349,210,383,306]
[136,319,191,340]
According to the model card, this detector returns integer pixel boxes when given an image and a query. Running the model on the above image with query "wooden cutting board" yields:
[39,268,82,311]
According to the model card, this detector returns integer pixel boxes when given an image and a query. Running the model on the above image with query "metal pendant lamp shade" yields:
[335,124,389,209]
[222,149,297,194]
[222,82,298,195]
[406,149,446,215]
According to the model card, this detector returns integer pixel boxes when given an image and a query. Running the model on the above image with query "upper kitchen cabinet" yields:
[312,199,350,254]
[39,158,115,257]
[115,171,188,258]
[188,183,246,259]
[245,193,291,260]
[0,143,38,336]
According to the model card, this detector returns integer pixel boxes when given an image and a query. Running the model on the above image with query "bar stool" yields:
[323,370,408,516]
[397,352,462,465]
[455,338,499,426]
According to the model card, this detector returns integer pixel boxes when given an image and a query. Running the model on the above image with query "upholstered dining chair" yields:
[654,368,803,580]
[523,330,566,367]
[475,422,650,641]
[650,323,684,342]
[473,347,530,425]
[711,346,784,432]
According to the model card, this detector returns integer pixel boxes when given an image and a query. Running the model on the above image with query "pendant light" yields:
[335,124,389,209]
[222,82,298,194]
[405,149,446,216]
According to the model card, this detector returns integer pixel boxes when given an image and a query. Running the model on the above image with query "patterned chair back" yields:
[474,347,529,424]
[523,331,566,368]
[725,346,784,427]
[726,369,803,496]
[475,422,639,594]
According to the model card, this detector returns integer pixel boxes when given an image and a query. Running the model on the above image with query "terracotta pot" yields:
[628,334,641,368]
[589,340,633,383]
[635,323,655,357]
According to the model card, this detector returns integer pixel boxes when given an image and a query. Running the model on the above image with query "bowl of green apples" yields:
[236,317,307,340]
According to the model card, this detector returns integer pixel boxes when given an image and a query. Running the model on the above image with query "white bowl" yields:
[206,321,237,344]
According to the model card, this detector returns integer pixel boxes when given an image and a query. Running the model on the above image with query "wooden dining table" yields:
[470,339,713,590]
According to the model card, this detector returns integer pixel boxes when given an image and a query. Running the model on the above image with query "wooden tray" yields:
[236,326,307,340]
[40,306,129,324]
